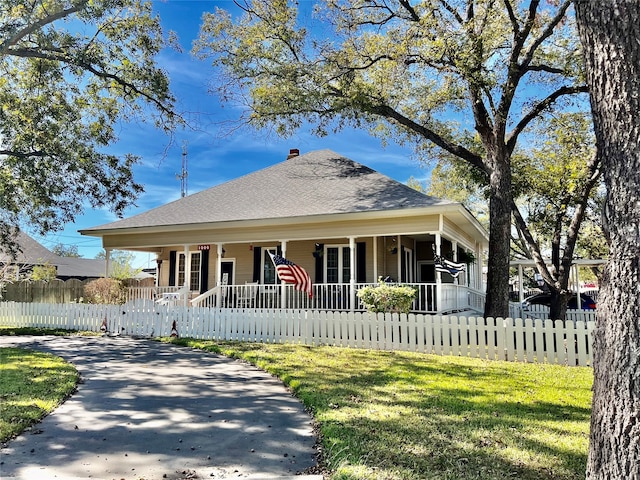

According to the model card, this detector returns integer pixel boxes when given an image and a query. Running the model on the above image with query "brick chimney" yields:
[286,148,300,159]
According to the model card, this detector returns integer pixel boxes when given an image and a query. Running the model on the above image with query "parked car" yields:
[522,292,597,310]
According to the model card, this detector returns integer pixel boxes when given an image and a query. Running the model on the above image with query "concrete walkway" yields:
[0,335,321,480]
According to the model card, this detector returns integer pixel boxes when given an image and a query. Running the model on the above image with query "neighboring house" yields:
[0,231,59,280]
[0,231,105,281]
[79,149,489,313]
[55,256,107,281]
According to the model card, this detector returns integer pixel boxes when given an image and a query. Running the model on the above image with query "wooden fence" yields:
[1,278,156,304]
[0,301,595,366]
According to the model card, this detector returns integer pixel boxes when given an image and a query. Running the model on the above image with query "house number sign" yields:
[198,245,210,251]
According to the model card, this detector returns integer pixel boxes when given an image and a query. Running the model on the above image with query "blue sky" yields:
[30,1,432,268]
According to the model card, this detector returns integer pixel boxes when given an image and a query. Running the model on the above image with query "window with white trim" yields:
[325,245,351,283]
[177,252,201,291]
[262,247,278,284]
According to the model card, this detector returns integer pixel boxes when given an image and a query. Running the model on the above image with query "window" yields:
[177,252,201,291]
[262,247,278,284]
[325,246,351,283]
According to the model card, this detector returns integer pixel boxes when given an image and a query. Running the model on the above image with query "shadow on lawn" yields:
[254,346,591,480]
[153,341,590,480]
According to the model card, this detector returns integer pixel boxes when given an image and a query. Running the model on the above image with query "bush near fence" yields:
[0,301,595,367]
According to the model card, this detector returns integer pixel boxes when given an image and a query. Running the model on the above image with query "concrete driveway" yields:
[0,335,320,480]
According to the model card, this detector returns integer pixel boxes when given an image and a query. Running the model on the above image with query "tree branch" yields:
[369,103,487,172]
[560,151,602,267]
[0,1,88,55]
[520,0,573,71]
[511,200,557,285]
[506,84,589,154]
[7,47,176,119]
[398,0,421,22]
[0,149,48,158]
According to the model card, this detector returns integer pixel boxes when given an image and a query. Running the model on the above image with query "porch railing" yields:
[184,282,485,314]
[124,285,185,303]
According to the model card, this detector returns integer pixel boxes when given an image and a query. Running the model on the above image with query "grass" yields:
[0,326,592,479]
[161,338,593,480]
[0,347,79,443]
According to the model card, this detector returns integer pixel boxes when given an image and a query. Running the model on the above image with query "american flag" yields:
[268,252,313,297]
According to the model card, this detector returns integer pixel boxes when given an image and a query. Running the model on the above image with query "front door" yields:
[221,261,234,285]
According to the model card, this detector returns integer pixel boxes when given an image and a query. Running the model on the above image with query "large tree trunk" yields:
[574,1,640,478]
[548,288,570,322]
[483,155,512,319]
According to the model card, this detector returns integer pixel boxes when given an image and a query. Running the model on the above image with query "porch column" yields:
[477,241,484,293]
[451,241,459,310]
[216,244,223,308]
[452,241,458,285]
[216,244,224,286]
[155,255,162,288]
[349,237,356,311]
[280,241,287,309]
[373,236,378,281]
[104,248,111,277]
[518,264,524,303]
[396,235,402,282]
[183,244,190,306]
[435,234,442,313]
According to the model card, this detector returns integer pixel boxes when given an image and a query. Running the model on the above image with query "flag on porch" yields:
[433,246,466,279]
[268,252,313,297]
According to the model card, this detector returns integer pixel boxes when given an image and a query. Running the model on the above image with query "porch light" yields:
[387,237,397,254]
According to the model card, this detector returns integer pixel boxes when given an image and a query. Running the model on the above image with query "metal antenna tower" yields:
[176,142,188,197]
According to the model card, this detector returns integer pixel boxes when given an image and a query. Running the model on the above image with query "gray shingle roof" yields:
[55,257,106,279]
[0,231,58,265]
[1,232,106,279]
[86,149,454,232]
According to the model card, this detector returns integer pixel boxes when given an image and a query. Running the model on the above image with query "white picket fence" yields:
[0,301,595,366]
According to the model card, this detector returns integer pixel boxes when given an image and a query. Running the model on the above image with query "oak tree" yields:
[1,0,180,258]
[574,0,640,477]
[195,0,587,317]
[428,112,604,319]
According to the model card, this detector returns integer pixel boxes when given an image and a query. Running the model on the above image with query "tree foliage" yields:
[511,112,604,319]
[0,0,180,258]
[428,112,605,319]
[52,243,81,258]
[195,0,587,317]
[95,249,141,280]
[29,262,57,281]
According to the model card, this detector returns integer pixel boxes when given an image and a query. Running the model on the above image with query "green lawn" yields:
[163,338,593,480]
[0,326,592,479]
[0,347,79,443]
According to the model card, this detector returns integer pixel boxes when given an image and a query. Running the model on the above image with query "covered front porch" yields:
[142,228,486,315]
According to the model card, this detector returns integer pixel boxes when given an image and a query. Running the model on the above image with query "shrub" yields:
[30,263,57,281]
[357,278,417,314]
[83,278,126,305]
